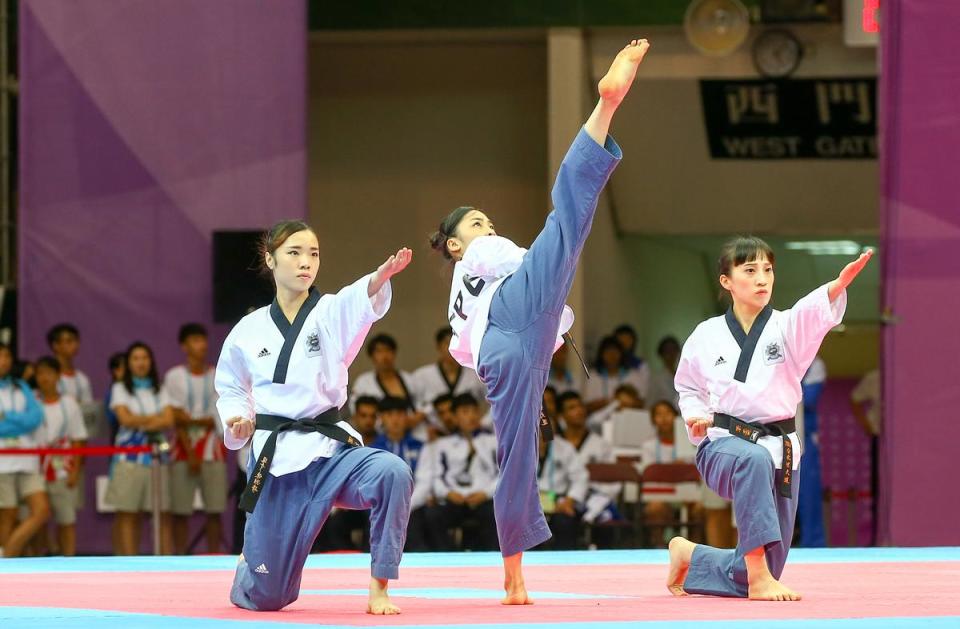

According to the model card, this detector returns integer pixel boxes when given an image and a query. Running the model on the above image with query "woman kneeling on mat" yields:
[668,236,872,601]
[216,220,413,614]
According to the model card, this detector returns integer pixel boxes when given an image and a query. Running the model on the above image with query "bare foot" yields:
[367,577,401,615]
[748,573,802,602]
[502,552,534,605]
[598,39,650,103]
[667,536,695,596]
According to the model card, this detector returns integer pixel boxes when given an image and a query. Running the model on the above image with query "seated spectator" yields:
[547,343,582,396]
[584,336,650,413]
[537,428,589,550]
[370,397,425,551]
[640,400,702,548]
[349,395,380,445]
[647,335,681,409]
[351,335,425,434]
[411,327,487,441]
[557,391,621,535]
[424,393,498,551]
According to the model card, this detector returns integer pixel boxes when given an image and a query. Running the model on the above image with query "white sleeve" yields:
[109,382,132,411]
[411,442,436,509]
[162,369,186,410]
[79,373,94,404]
[782,283,847,375]
[460,236,526,278]
[674,329,711,445]
[157,386,173,410]
[325,273,392,367]
[65,397,89,440]
[215,326,255,451]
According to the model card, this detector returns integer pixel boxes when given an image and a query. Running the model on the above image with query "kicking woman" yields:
[429,39,650,604]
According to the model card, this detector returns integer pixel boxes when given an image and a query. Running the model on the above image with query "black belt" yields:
[239,408,360,513]
[713,413,797,499]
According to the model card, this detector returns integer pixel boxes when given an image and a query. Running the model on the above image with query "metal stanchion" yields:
[150,442,170,556]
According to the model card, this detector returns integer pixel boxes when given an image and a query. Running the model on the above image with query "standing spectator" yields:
[103,353,126,446]
[107,342,174,555]
[0,342,49,558]
[164,324,226,555]
[34,356,87,556]
[46,324,95,417]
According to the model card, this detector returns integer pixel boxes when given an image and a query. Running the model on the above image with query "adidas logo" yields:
[257,348,271,358]
[714,356,727,366]
[254,563,270,574]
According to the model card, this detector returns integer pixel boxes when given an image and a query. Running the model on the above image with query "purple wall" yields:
[879,0,960,545]
[18,0,306,395]
[18,1,306,554]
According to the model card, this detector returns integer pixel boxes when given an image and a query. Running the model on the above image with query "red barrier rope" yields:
[0,445,153,456]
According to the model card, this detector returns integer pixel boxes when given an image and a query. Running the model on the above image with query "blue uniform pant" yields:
[231,447,413,611]
[477,128,621,557]
[683,436,801,598]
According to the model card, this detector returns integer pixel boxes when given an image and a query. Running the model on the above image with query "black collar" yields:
[725,304,773,383]
[269,288,322,384]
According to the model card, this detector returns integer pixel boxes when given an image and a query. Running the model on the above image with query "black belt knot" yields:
[239,407,359,513]
[713,413,797,499]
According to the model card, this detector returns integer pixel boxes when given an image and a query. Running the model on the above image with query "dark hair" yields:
[366,334,397,357]
[34,355,61,373]
[378,396,410,413]
[108,352,126,373]
[543,385,557,398]
[717,236,775,296]
[257,220,316,279]
[178,323,208,344]
[432,393,454,408]
[451,392,479,412]
[657,335,681,356]
[594,335,623,371]
[429,206,477,261]
[353,395,380,413]
[556,391,582,412]
[650,399,678,417]
[614,383,639,398]
[46,323,80,348]
[122,341,161,395]
[613,324,636,339]
[435,326,453,345]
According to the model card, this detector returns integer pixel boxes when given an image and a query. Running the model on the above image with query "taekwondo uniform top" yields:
[215,276,391,476]
[674,284,846,470]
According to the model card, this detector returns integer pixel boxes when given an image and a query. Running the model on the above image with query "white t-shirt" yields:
[39,396,88,481]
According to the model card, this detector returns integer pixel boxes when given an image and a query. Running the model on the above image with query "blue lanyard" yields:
[186,370,211,418]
